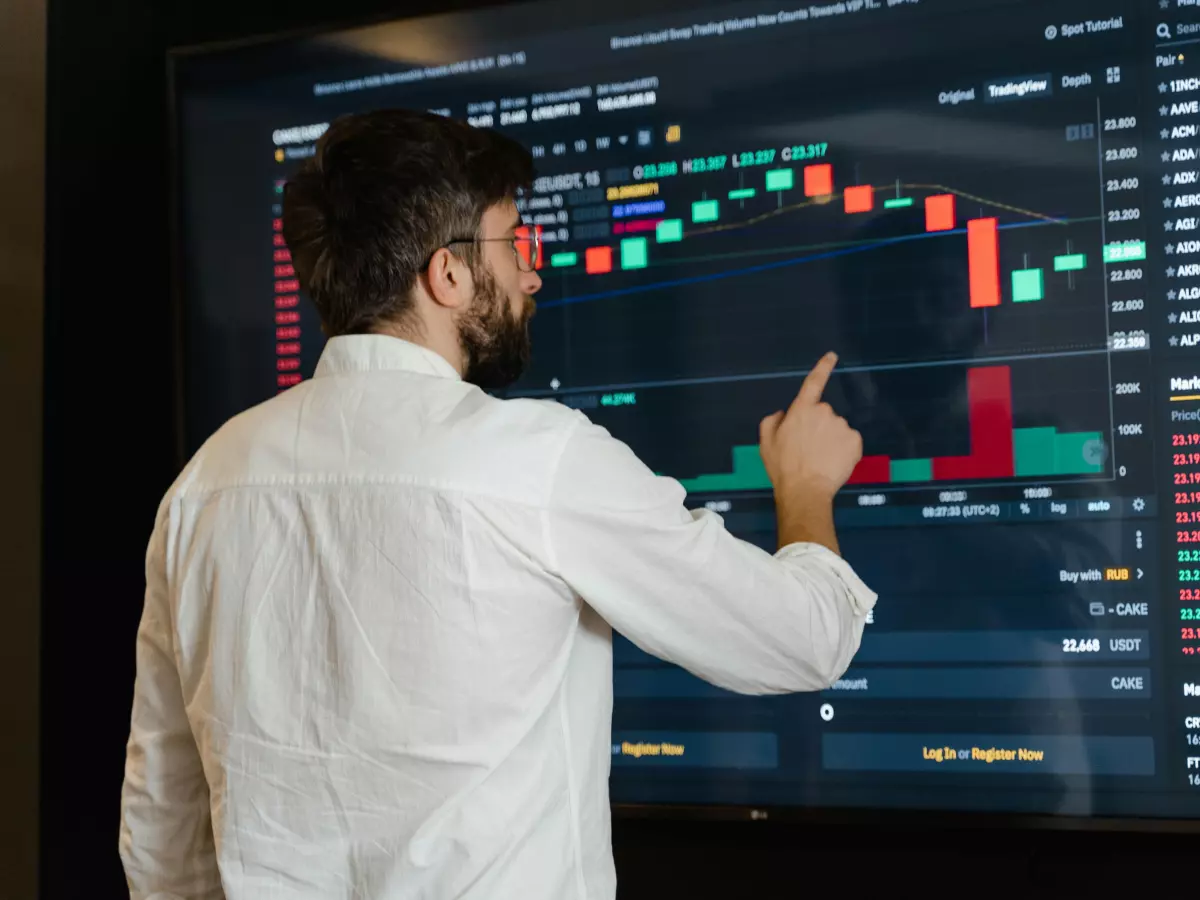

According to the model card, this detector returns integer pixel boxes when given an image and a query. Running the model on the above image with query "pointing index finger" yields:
[795,352,838,406]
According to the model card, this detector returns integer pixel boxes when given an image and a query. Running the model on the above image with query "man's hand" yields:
[759,352,862,498]
[760,352,862,552]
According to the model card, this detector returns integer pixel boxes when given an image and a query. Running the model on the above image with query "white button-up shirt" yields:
[120,334,876,900]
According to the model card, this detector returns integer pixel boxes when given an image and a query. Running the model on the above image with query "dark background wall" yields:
[41,1,1195,898]
[1,1,43,898]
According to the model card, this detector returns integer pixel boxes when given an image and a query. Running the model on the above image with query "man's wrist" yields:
[774,486,839,554]
[773,475,838,508]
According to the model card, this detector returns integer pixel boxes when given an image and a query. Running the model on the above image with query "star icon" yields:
[1166,173,1175,184]
[1170,312,1180,323]
[1169,243,1178,254]
[1165,150,1173,161]
[1167,196,1176,208]
[1163,0,1171,7]
[1161,82,1170,93]
[1162,128,1171,139]
[1169,266,1178,277]
[1167,220,1177,230]
[1169,289,1179,300]
[1163,105,1171,116]
[1171,335,1181,347]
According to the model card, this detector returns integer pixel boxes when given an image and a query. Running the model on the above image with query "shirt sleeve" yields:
[119,507,224,900]
[544,416,876,694]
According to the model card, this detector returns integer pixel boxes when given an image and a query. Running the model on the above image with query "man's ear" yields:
[425,247,472,311]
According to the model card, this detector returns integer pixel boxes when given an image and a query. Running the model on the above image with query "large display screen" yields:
[173,0,1200,824]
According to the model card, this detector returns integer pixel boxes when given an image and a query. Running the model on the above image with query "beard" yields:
[457,261,535,391]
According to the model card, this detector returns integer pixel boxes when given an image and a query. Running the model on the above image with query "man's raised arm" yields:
[545,352,876,694]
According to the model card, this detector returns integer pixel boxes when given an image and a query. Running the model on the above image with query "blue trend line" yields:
[538,219,1063,310]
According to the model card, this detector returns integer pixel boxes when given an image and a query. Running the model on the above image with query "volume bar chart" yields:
[838,366,1106,485]
[675,366,1107,493]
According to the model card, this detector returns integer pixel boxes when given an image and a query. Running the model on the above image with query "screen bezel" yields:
[165,0,1200,835]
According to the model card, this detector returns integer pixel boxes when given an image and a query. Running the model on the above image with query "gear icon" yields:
[1132,497,1146,512]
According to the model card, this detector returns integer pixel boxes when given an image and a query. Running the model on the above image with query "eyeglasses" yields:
[445,225,542,272]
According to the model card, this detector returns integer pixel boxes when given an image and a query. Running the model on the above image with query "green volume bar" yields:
[677,445,769,493]
[1014,427,1104,476]
[1053,253,1087,271]
[692,199,720,223]
[656,219,684,242]
[728,188,757,200]
[620,237,648,270]
[765,169,794,191]
[550,252,578,268]
[1014,427,1056,476]
[884,197,914,208]
[1054,431,1104,475]
[1011,268,1044,302]
[890,458,932,482]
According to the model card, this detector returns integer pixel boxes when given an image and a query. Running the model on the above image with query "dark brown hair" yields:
[282,109,534,336]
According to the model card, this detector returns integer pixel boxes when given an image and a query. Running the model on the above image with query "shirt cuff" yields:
[774,541,878,616]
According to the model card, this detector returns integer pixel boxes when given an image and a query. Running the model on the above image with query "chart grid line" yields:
[506,347,1131,399]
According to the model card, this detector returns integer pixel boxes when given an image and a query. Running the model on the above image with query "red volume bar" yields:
[931,365,1014,480]
[846,455,891,485]
[967,217,1001,308]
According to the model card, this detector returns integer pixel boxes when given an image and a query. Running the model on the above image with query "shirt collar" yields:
[313,334,462,382]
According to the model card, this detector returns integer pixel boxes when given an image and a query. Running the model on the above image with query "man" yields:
[120,109,875,899]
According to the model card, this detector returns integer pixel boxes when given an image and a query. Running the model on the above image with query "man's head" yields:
[282,109,542,389]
